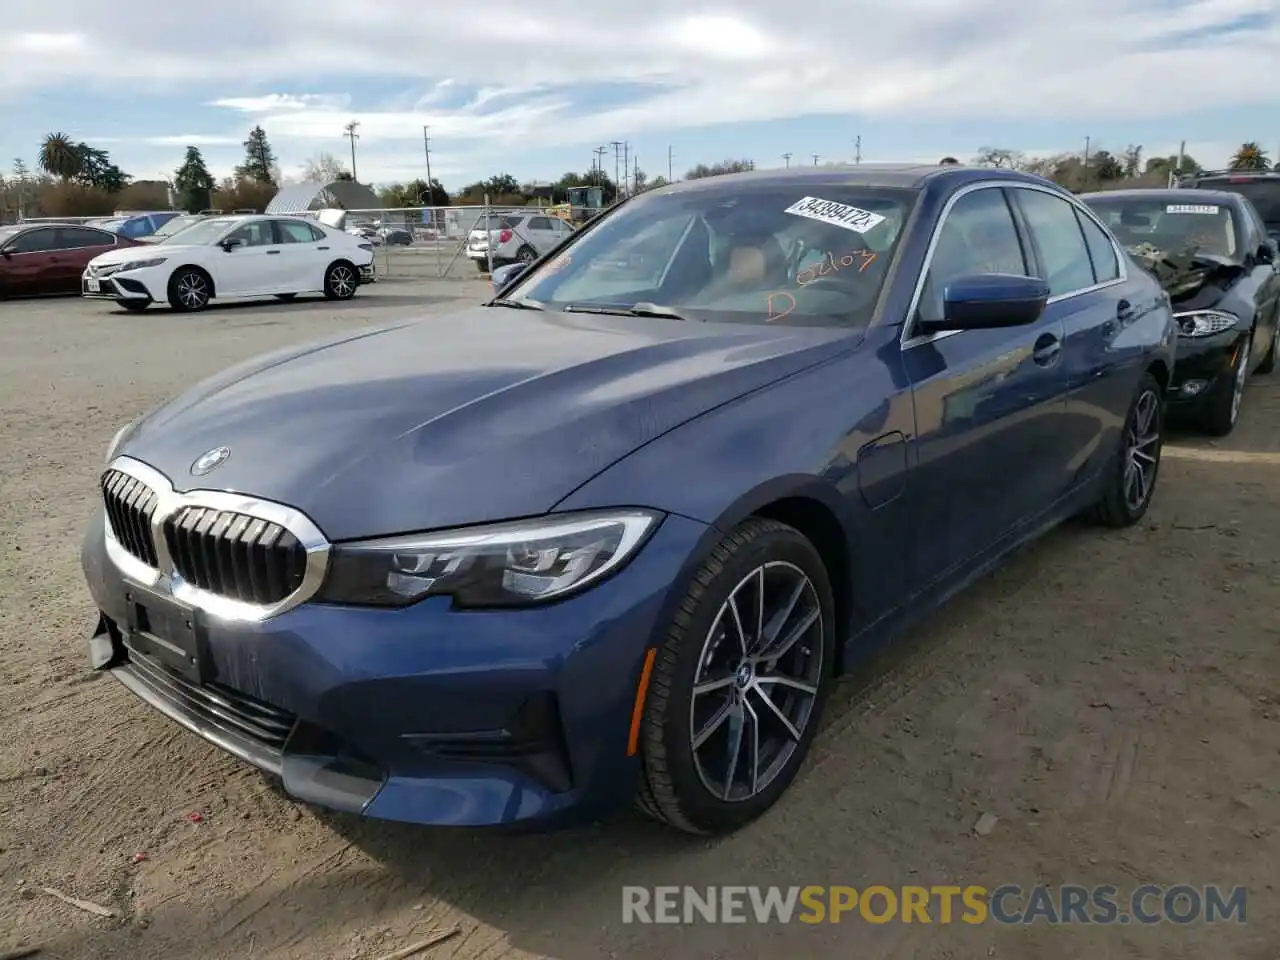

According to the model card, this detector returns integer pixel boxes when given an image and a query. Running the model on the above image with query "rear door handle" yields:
[266,249,281,255]
[1032,332,1061,367]
[317,246,330,251]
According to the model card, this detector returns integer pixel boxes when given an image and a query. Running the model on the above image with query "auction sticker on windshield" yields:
[784,196,886,234]
[1166,204,1219,215]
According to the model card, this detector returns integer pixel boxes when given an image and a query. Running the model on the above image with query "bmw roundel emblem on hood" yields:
[190,446,231,476]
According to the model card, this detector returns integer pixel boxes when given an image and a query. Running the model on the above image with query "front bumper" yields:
[81,267,165,302]
[358,261,376,284]
[81,504,708,828]
[1166,328,1248,409]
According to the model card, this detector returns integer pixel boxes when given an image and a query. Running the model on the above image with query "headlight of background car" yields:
[104,419,138,463]
[1174,309,1237,338]
[317,509,663,609]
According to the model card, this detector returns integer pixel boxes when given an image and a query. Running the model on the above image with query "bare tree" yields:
[302,152,350,183]
[972,146,1028,170]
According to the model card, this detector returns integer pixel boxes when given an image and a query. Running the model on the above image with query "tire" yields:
[323,261,358,301]
[474,259,488,273]
[635,518,836,835]
[1203,335,1251,436]
[516,245,537,264]
[118,300,150,312]
[1091,371,1163,528]
[274,293,297,301]
[167,267,212,312]
[1256,321,1276,374]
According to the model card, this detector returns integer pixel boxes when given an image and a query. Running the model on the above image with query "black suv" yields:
[1177,170,1280,243]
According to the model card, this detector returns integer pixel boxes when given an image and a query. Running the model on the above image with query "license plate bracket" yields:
[123,589,208,684]
[86,277,100,292]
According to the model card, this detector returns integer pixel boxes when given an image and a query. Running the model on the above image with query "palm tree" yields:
[39,132,81,180]
[1229,142,1271,171]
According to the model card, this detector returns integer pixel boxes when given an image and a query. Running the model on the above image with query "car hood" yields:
[90,244,202,266]
[117,307,852,540]
[1125,244,1244,308]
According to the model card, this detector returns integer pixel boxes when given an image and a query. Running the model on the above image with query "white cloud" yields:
[5,0,1278,182]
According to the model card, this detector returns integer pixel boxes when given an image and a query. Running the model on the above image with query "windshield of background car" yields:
[1085,197,1238,259]
[508,185,914,327]
[153,216,202,237]
[1191,178,1280,228]
[157,218,237,245]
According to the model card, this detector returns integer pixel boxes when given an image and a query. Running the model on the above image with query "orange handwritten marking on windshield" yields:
[796,249,877,285]
[766,290,796,322]
[545,254,571,274]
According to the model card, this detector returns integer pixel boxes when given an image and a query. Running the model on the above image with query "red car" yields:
[0,222,143,297]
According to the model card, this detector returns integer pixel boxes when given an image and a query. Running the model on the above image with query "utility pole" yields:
[812,154,820,166]
[593,146,608,185]
[782,152,792,168]
[610,141,623,193]
[1083,135,1091,189]
[854,136,862,164]
[668,145,674,182]
[422,125,434,199]
[343,120,360,182]
[623,142,630,199]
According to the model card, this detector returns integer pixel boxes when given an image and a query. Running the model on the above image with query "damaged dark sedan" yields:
[1082,188,1280,435]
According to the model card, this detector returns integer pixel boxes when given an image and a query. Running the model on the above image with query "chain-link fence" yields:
[334,203,576,280]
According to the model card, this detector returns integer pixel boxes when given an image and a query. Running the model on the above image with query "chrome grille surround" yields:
[102,456,330,623]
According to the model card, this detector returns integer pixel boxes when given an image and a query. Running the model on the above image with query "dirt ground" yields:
[2,284,1278,960]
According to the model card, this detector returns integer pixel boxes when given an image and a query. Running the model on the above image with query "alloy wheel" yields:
[177,272,208,309]
[329,265,356,298]
[689,561,823,802]
[1230,339,1250,425]
[1123,388,1161,513]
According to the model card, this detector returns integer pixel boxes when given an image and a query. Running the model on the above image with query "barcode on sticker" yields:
[1166,204,1219,215]
[784,196,886,234]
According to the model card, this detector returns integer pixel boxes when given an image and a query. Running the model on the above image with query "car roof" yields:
[1079,188,1245,205]
[656,163,1056,194]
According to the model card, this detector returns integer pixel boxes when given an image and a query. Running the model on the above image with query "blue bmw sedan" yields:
[81,165,1176,835]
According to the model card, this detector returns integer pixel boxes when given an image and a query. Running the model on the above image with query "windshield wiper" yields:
[564,301,691,321]
[489,297,544,311]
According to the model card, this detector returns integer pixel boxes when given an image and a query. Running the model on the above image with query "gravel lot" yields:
[2,286,1278,960]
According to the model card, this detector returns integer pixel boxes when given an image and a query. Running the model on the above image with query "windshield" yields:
[1085,197,1238,259]
[506,184,914,328]
[93,218,126,230]
[152,215,203,238]
[156,217,237,245]
[1192,177,1280,227]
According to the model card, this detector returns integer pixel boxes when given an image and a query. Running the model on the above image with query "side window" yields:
[57,227,115,249]
[917,188,1028,324]
[1014,189,1095,296]
[7,228,57,253]
[1074,210,1120,283]
[226,221,274,247]
[1241,202,1266,252]
[528,217,553,231]
[276,220,320,244]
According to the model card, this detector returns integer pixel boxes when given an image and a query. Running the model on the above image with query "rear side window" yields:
[1074,211,1120,283]
[1014,189,1095,296]
[528,217,553,231]
[276,220,323,243]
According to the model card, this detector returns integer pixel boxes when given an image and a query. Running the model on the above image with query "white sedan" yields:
[81,214,376,312]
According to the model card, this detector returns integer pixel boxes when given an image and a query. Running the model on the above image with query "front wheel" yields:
[323,262,358,301]
[1256,321,1276,375]
[635,518,835,835]
[167,268,211,312]
[1090,372,1163,527]
[1203,336,1250,436]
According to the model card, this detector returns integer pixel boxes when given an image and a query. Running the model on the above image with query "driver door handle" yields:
[1032,332,1061,367]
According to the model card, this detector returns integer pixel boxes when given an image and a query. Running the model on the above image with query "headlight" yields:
[105,420,137,463]
[118,257,167,272]
[317,509,663,609]
[1174,310,1237,337]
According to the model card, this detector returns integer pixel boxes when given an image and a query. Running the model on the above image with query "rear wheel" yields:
[323,261,357,301]
[167,268,211,312]
[516,245,537,264]
[1091,372,1162,528]
[635,518,835,835]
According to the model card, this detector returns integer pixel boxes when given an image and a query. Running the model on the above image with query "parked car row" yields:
[466,211,575,270]
[85,163,1203,839]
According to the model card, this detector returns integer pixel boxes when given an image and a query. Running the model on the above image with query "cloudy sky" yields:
[2,0,1277,190]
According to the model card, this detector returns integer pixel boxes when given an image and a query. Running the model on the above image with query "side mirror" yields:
[1257,241,1276,265]
[919,274,1051,334]
[220,238,244,252]
[491,262,528,292]
[0,248,10,258]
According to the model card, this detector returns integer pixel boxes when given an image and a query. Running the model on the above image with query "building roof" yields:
[264,179,380,214]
